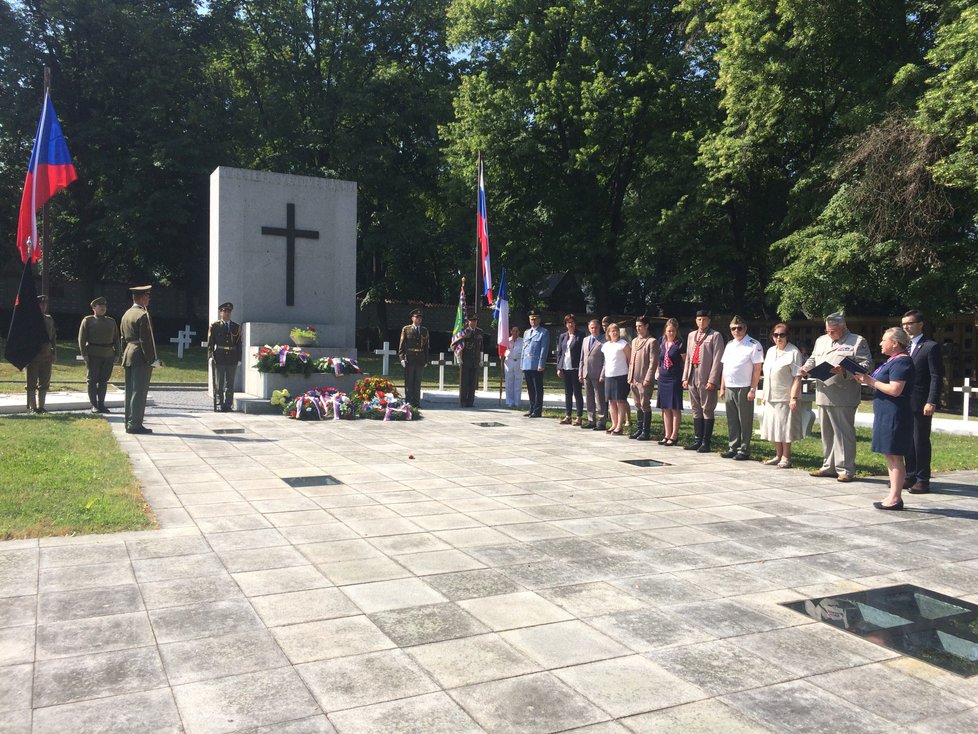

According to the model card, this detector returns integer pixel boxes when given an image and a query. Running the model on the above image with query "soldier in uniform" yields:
[78,296,120,414]
[207,302,242,412]
[26,295,57,414]
[458,313,484,407]
[398,308,429,407]
[120,285,158,434]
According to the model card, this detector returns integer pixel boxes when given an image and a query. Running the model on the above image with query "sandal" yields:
[663,438,676,446]
[777,460,792,469]
[763,457,781,466]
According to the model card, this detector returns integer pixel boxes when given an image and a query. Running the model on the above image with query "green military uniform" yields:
[397,309,429,407]
[458,316,484,407]
[120,286,157,434]
[78,296,120,413]
[26,297,57,413]
[207,302,242,412]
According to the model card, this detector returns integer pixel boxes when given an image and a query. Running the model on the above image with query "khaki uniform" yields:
[627,336,659,411]
[398,324,429,406]
[458,328,484,407]
[121,304,157,432]
[78,314,120,411]
[207,319,242,411]
[26,315,57,412]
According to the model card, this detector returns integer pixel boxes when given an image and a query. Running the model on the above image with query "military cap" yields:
[825,311,846,325]
[219,302,233,311]
[635,314,649,326]
[466,312,479,321]
[410,308,423,317]
[695,309,711,318]
[90,296,107,307]
[129,285,152,294]
[527,309,541,318]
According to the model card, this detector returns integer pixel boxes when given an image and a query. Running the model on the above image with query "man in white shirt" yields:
[719,316,764,459]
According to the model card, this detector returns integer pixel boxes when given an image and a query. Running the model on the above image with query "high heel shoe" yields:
[611,428,623,435]
[663,438,676,446]
[657,437,668,445]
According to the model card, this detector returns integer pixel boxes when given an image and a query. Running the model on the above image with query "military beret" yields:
[90,296,107,307]
[696,309,711,318]
[219,302,233,311]
[129,285,152,294]
[410,308,423,317]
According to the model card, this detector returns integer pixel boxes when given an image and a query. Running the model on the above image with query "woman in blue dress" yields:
[655,318,685,446]
[854,327,915,511]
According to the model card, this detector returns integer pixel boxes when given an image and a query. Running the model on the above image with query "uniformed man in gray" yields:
[398,308,429,407]
[26,295,57,414]
[799,312,873,482]
[207,301,242,412]
[78,296,120,414]
[120,285,158,434]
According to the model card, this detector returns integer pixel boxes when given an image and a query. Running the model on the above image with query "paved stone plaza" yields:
[3,405,978,733]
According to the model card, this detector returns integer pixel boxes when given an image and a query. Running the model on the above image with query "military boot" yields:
[684,417,704,450]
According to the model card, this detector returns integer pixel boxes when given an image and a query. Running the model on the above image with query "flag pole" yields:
[474,153,481,315]
[41,66,51,299]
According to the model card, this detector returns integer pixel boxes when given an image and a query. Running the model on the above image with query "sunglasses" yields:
[730,325,745,332]
[772,332,787,338]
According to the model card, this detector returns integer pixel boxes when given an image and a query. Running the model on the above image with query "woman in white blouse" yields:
[760,322,804,468]
[503,325,524,408]
[599,322,632,435]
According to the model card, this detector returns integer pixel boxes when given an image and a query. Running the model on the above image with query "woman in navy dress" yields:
[854,327,915,511]
[655,318,685,445]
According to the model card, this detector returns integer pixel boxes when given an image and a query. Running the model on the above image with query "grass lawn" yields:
[534,408,978,479]
[0,414,156,540]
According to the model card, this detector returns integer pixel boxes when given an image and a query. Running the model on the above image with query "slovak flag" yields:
[494,268,509,358]
[477,154,493,305]
[16,92,78,264]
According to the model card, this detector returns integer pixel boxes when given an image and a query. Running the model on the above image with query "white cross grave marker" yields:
[373,340,396,376]
[954,377,974,422]
[431,352,450,391]
[481,353,498,392]
[169,324,196,359]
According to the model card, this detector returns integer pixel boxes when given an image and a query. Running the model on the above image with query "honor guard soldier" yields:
[121,285,159,434]
[78,296,121,413]
[458,313,484,407]
[398,308,429,407]
[207,302,242,412]
[26,295,57,414]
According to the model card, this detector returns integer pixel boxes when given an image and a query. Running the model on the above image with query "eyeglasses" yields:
[771,333,787,338]
[901,321,920,327]
[730,325,745,332]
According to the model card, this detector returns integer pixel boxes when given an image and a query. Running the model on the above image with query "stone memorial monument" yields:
[209,167,359,411]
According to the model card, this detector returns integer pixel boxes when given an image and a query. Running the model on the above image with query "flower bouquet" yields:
[314,356,362,375]
[352,376,421,420]
[255,345,317,376]
[290,326,317,346]
[278,386,357,420]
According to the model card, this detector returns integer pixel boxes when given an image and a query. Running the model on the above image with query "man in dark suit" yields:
[555,314,585,425]
[902,310,943,493]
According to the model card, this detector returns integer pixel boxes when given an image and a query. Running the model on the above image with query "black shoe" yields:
[697,442,712,454]
[902,477,915,490]
[720,449,738,459]
[873,499,904,511]
[128,426,153,435]
[98,406,111,414]
[580,421,594,429]
[34,408,47,414]
[594,422,607,431]
[909,481,930,494]
[528,413,541,418]
[684,439,702,451]
[734,452,750,461]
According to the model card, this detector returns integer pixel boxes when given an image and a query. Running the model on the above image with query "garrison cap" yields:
[219,302,233,311]
[90,296,107,307]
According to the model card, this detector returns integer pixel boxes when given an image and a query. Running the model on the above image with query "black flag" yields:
[4,262,48,370]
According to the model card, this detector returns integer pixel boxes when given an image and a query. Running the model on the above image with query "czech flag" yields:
[494,269,509,358]
[477,155,493,305]
[16,92,78,264]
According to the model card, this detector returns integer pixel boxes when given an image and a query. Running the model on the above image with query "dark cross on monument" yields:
[261,203,320,306]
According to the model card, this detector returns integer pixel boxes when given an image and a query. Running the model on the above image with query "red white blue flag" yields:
[494,268,509,358]
[16,92,78,264]
[477,155,493,305]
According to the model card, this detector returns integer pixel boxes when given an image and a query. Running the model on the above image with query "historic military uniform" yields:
[26,295,57,413]
[78,296,120,413]
[120,285,157,434]
[397,308,429,407]
[458,315,484,407]
[207,302,242,412]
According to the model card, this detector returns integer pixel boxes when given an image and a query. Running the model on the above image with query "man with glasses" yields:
[682,309,724,452]
[799,312,873,482]
[902,310,942,493]
[719,316,764,459]
[521,310,549,417]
